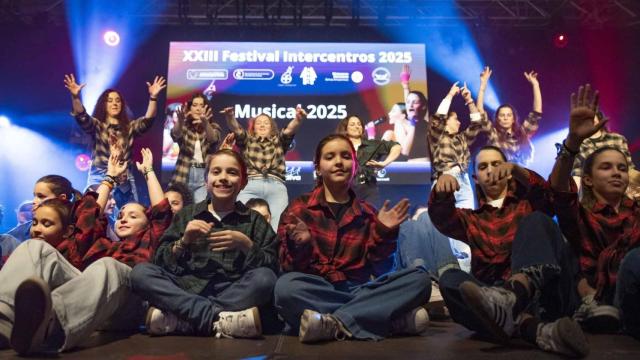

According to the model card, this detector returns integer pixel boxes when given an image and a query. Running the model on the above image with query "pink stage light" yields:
[103,30,120,46]
[75,153,92,171]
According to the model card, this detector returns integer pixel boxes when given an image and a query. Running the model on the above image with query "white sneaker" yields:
[459,281,517,343]
[145,307,192,335]
[536,317,589,357]
[299,309,349,343]
[213,307,262,339]
[391,306,429,335]
[573,294,620,333]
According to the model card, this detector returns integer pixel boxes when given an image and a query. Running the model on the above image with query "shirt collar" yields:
[307,185,361,217]
[476,178,523,209]
[191,196,251,219]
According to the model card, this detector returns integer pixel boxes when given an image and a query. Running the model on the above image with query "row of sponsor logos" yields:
[285,166,389,182]
[186,66,392,86]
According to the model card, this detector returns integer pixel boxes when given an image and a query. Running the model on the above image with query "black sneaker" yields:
[10,277,53,355]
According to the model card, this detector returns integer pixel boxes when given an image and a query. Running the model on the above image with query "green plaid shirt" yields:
[153,198,279,294]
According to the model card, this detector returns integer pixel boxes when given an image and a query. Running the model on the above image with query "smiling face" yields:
[106,91,122,118]
[346,116,364,139]
[115,203,149,240]
[205,153,247,207]
[583,149,629,204]
[316,137,355,187]
[253,115,273,138]
[30,206,68,245]
[474,148,509,201]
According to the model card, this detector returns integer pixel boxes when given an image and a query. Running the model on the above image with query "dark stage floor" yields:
[1,320,639,360]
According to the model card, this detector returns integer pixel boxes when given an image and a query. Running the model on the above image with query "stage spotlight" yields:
[75,153,92,171]
[553,33,568,48]
[103,30,121,46]
[0,115,10,128]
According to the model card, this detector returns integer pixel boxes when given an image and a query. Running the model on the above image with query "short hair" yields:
[472,145,508,172]
[166,182,194,207]
[245,198,271,214]
[204,149,248,182]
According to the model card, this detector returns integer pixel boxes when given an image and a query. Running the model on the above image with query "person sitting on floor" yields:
[274,134,430,343]
[130,149,279,339]
[429,145,589,357]
[549,84,640,340]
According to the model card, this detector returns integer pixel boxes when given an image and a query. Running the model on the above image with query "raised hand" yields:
[135,148,153,174]
[175,102,189,123]
[147,76,167,98]
[284,215,312,246]
[401,64,411,85]
[377,198,410,229]
[208,230,252,253]
[183,220,212,245]
[63,74,86,96]
[203,104,214,122]
[434,174,460,194]
[480,66,492,84]
[461,82,473,102]
[219,133,236,150]
[524,71,539,87]
[488,162,514,184]
[448,82,461,97]
[295,105,307,121]
[220,107,235,119]
[107,150,127,179]
[568,84,605,146]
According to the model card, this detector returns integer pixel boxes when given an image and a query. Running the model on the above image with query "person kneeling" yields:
[130,149,279,339]
[274,134,430,344]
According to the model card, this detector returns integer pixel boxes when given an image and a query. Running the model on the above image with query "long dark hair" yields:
[186,93,209,128]
[92,89,130,133]
[408,90,428,121]
[581,146,629,210]
[336,115,366,141]
[313,134,358,186]
[36,175,82,202]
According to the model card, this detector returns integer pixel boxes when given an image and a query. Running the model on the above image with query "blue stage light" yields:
[0,115,10,128]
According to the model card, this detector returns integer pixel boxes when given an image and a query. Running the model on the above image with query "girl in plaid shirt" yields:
[476,67,542,166]
[0,149,172,355]
[64,74,166,206]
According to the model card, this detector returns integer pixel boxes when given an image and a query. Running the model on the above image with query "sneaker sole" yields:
[556,317,590,358]
[11,277,52,355]
[459,281,510,344]
[299,309,316,343]
[248,307,262,338]
[584,306,621,334]
[0,318,11,350]
[144,307,165,336]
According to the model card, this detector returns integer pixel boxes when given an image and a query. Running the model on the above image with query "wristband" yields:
[149,96,158,101]
[400,72,411,84]
[104,175,118,185]
[100,180,114,190]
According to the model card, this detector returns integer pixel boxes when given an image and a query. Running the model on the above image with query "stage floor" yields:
[1,320,639,359]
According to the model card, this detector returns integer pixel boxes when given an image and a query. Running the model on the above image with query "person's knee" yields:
[274,272,305,307]
[521,211,553,228]
[129,263,158,291]
[248,267,277,297]
[21,239,55,256]
[619,248,640,280]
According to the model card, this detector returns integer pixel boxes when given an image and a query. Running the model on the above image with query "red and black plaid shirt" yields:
[278,186,398,284]
[552,181,640,303]
[57,193,173,270]
[428,170,553,284]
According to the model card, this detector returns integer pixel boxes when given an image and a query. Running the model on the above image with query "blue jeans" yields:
[187,167,207,204]
[130,263,277,336]
[87,166,137,208]
[393,211,460,279]
[274,268,430,340]
[615,247,640,340]
[439,212,580,334]
[237,177,289,231]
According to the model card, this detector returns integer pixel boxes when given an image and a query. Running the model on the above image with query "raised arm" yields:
[144,76,167,119]
[401,64,411,102]
[136,148,165,206]
[64,74,87,115]
[460,83,486,145]
[97,151,127,212]
[476,66,492,115]
[221,107,244,135]
[282,106,307,137]
[524,71,542,114]
[201,104,221,143]
[549,84,606,192]
[170,102,187,140]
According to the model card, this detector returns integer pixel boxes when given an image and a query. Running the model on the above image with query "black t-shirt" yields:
[327,196,354,220]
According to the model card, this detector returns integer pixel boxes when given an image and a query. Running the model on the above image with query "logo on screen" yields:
[286,166,302,181]
[351,71,364,84]
[325,72,349,82]
[371,67,391,86]
[376,168,390,182]
[300,66,317,85]
[281,66,294,84]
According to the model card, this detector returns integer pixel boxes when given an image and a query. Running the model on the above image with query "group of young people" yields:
[0,66,638,359]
